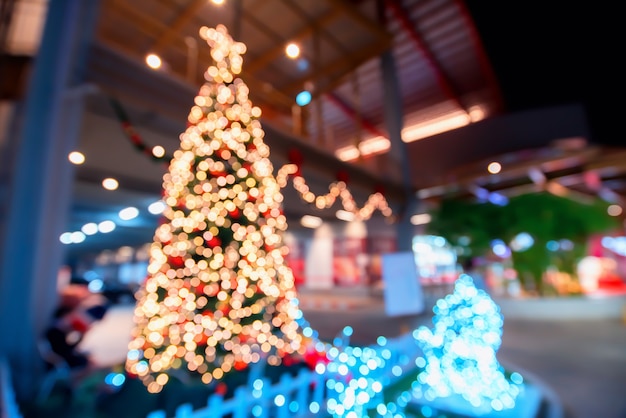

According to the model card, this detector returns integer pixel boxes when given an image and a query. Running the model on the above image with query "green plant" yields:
[427,192,618,294]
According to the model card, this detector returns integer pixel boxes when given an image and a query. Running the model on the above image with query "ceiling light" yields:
[296,91,311,106]
[608,205,623,217]
[152,145,165,158]
[336,210,355,222]
[402,110,471,143]
[98,220,116,233]
[70,231,86,243]
[148,201,166,215]
[68,151,85,165]
[285,43,300,59]
[210,0,225,5]
[335,136,391,162]
[102,178,119,190]
[468,105,485,121]
[410,213,431,225]
[335,146,360,162]
[145,53,162,69]
[300,215,322,229]
[59,232,73,244]
[81,222,98,235]
[119,206,139,220]
[487,162,501,174]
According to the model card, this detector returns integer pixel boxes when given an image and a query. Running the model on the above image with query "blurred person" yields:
[42,288,110,376]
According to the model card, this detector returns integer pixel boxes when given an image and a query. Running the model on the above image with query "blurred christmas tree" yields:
[413,275,522,413]
[126,24,306,393]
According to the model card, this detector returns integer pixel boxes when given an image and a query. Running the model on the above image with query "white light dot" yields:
[71,231,86,243]
[119,206,139,220]
[145,53,162,69]
[102,178,119,190]
[98,220,116,233]
[608,204,622,216]
[68,151,85,165]
[148,201,166,215]
[81,222,98,235]
[59,232,73,244]
[285,43,300,59]
[488,162,501,174]
[210,0,225,4]
[152,145,165,158]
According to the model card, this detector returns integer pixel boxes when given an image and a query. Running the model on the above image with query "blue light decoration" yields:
[412,274,523,414]
[321,326,421,417]
[296,90,312,106]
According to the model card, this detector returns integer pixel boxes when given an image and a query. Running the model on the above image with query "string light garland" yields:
[276,164,394,221]
[125,24,308,393]
[109,98,174,162]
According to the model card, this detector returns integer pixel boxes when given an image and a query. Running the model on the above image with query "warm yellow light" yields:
[145,53,162,69]
[335,136,390,162]
[487,161,501,174]
[300,215,322,229]
[468,105,485,122]
[68,151,85,165]
[410,213,432,225]
[285,43,300,59]
[336,210,355,222]
[152,145,165,158]
[608,204,623,216]
[335,146,360,162]
[402,110,471,143]
[210,0,225,4]
[102,178,119,190]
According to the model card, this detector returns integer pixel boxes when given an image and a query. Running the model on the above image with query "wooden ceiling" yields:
[89,0,503,186]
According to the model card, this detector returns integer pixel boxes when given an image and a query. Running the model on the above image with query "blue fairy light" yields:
[412,275,522,412]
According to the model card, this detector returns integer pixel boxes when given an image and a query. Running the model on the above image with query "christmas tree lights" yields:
[125,24,306,393]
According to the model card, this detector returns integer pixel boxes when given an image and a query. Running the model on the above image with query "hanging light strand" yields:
[276,164,393,220]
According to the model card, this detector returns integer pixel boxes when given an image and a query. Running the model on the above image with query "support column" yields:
[375,1,419,254]
[380,49,418,252]
[0,0,101,400]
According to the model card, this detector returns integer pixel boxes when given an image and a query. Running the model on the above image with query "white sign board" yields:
[381,252,424,316]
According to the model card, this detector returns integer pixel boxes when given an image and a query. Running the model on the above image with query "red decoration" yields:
[336,170,349,183]
[233,361,248,371]
[169,256,185,268]
[287,148,303,165]
[229,208,240,219]
[303,347,330,369]
[195,333,209,345]
[215,382,228,395]
[210,170,226,177]
[287,148,303,176]
[207,236,221,248]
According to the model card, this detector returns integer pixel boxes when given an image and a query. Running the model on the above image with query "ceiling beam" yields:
[245,6,343,73]
[149,0,206,52]
[102,1,295,112]
[281,0,351,55]
[326,0,392,41]
[453,0,505,113]
[283,36,390,96]
[386,0,468,114]
[326,92,386,138]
